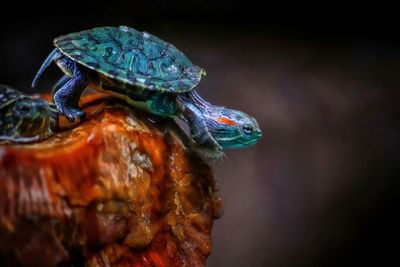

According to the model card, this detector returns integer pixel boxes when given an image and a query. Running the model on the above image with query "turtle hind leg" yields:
[176,94,223,158]
[53,58,88,122]
[51,75,70,96]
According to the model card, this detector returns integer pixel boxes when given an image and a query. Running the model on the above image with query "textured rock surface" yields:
[0,93,223,267]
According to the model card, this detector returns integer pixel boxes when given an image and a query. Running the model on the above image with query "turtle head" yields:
[209,108,262,149]
[11,98,58,140]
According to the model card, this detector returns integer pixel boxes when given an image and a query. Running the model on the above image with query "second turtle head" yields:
[11,97,58,139]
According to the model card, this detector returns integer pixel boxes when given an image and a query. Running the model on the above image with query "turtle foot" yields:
[65,108,86,123]
[56,103,86,123]
[195,146,225,160]
[193,140,224,160]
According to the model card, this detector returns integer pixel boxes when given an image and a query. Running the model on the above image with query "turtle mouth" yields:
[248,130,262,145]
[244,136,261,146]
[47,103,59,120]
[256,130,262,138]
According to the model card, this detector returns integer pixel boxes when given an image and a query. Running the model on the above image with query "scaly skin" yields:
[0,85,58,144]
[176,90,261,158]
[32,26,261,157]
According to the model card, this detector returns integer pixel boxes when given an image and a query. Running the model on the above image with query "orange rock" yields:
[0,93,223,267]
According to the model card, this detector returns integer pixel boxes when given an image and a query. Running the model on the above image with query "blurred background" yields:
[1,1,399,266]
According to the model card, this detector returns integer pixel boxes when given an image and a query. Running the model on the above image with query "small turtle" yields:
[0,84,58,144]
[32,26,261,157]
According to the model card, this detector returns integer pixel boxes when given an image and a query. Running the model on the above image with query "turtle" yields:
[31,25,261,157]
[0,84,58,144]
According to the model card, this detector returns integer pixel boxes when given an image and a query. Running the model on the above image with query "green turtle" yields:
[32,26,261,157]
[0,84,58,144]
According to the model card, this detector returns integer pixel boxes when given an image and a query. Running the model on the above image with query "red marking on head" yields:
[216,117,237,126]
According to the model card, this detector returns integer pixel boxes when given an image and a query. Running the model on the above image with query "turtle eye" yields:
[18,103,31,114]
[242,125,253,135]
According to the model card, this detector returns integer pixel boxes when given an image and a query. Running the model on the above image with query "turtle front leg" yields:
[53,60,87,122]
[176,94,223,157]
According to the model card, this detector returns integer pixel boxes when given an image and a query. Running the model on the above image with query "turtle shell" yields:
[0,85,28,138]
[54,26,206,93]
[0,84,25,110]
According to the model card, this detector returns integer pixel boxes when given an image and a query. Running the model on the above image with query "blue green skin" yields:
[210,109,261,149]
[0,85,58,144]
[183,90,262,152]
[32,26,261,157]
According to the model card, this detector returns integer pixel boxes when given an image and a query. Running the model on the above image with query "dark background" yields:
[1,1,399,266]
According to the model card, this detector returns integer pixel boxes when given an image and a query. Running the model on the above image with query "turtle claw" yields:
[63,108,86,123]
[195,143,225,160]
[56,102,85,123]
[192,137,224,160]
